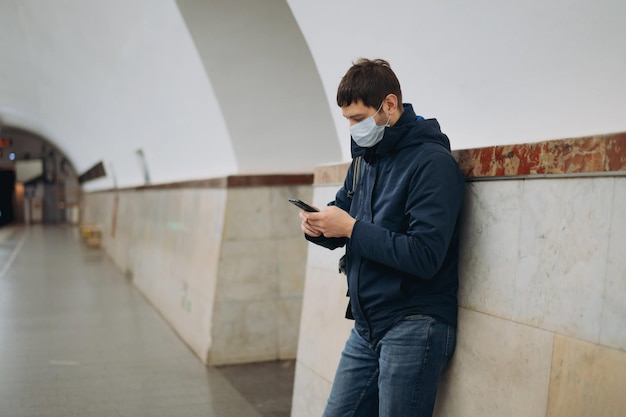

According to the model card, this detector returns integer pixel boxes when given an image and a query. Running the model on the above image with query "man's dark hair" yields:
[336,58,402,108]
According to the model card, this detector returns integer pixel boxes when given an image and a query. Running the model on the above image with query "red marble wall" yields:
[313,132,626,185]
[452,132,626,178]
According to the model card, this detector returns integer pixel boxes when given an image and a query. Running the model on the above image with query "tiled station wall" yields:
[81,175,313,365]
[292,132,626,417]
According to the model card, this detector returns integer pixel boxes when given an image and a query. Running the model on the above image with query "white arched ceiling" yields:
[288,0,626,159]
[2,1,624,190]
[175,0,341,174]
[0,0,342,191]
[0,0,237,191]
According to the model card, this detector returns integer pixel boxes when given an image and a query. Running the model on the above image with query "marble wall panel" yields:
[223,187,273,240]
[119,191,139,272]
[296,267,352,383]
[83,188,224,362]
[291,183,351,407]
[514,177,613,342]
[291,362,333,417]
[312,183,343,208]
[305,237,344,274]
[217,239,279,301]
[533,136,606,174]
[546,335,626,417]
[94,187,228,364]
[276,237,308,298]
[451,133,626,179]
[81,193,109,226]
[452,146,497,178]
[132,261,209,359]
[270,185,314,239]
[209,299,279,365]
[222,185,312,241]
[458,181,523,318]
[163,190,192,280]
[182,190,226,296]
[277,298,303,359]
[601,177,626,350]
[144,190,206,289]
[313,162,350,185]
[212,185,310,363]
[99,191,128,274]
[494,144,531,176]
[605,132,626,171]
[166,279,216,361]
[128,190,160,286]
[434,308,553,417]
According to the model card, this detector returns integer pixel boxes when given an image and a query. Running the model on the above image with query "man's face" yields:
[341,100,382,127]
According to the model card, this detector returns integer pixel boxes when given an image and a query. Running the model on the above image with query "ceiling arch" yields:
[1,0,625,190]
[176,0,341,175]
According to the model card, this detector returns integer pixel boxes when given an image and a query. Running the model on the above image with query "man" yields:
[298,58,465,417]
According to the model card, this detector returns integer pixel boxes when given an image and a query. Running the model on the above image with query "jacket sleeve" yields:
[303,160,356,250]
[349,152,465,279]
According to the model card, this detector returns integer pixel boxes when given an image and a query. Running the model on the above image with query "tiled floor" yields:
[0,225,294,417]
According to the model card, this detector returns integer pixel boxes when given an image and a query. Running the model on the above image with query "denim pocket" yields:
[444,325,456,358]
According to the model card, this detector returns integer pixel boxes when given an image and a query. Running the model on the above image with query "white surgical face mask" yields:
[350,102,390,148]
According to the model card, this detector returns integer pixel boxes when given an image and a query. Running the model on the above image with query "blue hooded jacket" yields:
[307,103,465,344]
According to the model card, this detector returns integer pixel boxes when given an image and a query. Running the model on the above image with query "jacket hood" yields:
[350,103,451,158]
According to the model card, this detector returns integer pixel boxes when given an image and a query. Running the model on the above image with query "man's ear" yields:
[383,94,399,114]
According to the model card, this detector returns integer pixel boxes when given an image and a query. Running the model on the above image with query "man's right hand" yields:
[299,210,323,237]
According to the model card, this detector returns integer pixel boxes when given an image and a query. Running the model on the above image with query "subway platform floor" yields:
[0,225,294,417]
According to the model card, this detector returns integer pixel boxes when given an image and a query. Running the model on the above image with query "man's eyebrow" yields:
[343,112,366,120]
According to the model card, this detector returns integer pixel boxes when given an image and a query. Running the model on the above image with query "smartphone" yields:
[288,198,319,212]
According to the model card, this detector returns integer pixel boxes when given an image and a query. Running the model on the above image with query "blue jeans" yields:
[323,315,456,417]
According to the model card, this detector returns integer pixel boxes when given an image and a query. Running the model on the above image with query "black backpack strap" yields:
[342,156,362,321]
[347,156,362,199]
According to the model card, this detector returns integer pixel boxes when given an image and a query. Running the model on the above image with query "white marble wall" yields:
[457,177,623,349]
[82,188,227,361]
[292,176,626,417]
[291,184,352,417]
[209,185,312,364]
[81,183,312,365]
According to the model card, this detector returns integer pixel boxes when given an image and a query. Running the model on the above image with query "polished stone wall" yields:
[81,175,313,365]
[292,132,626,417]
